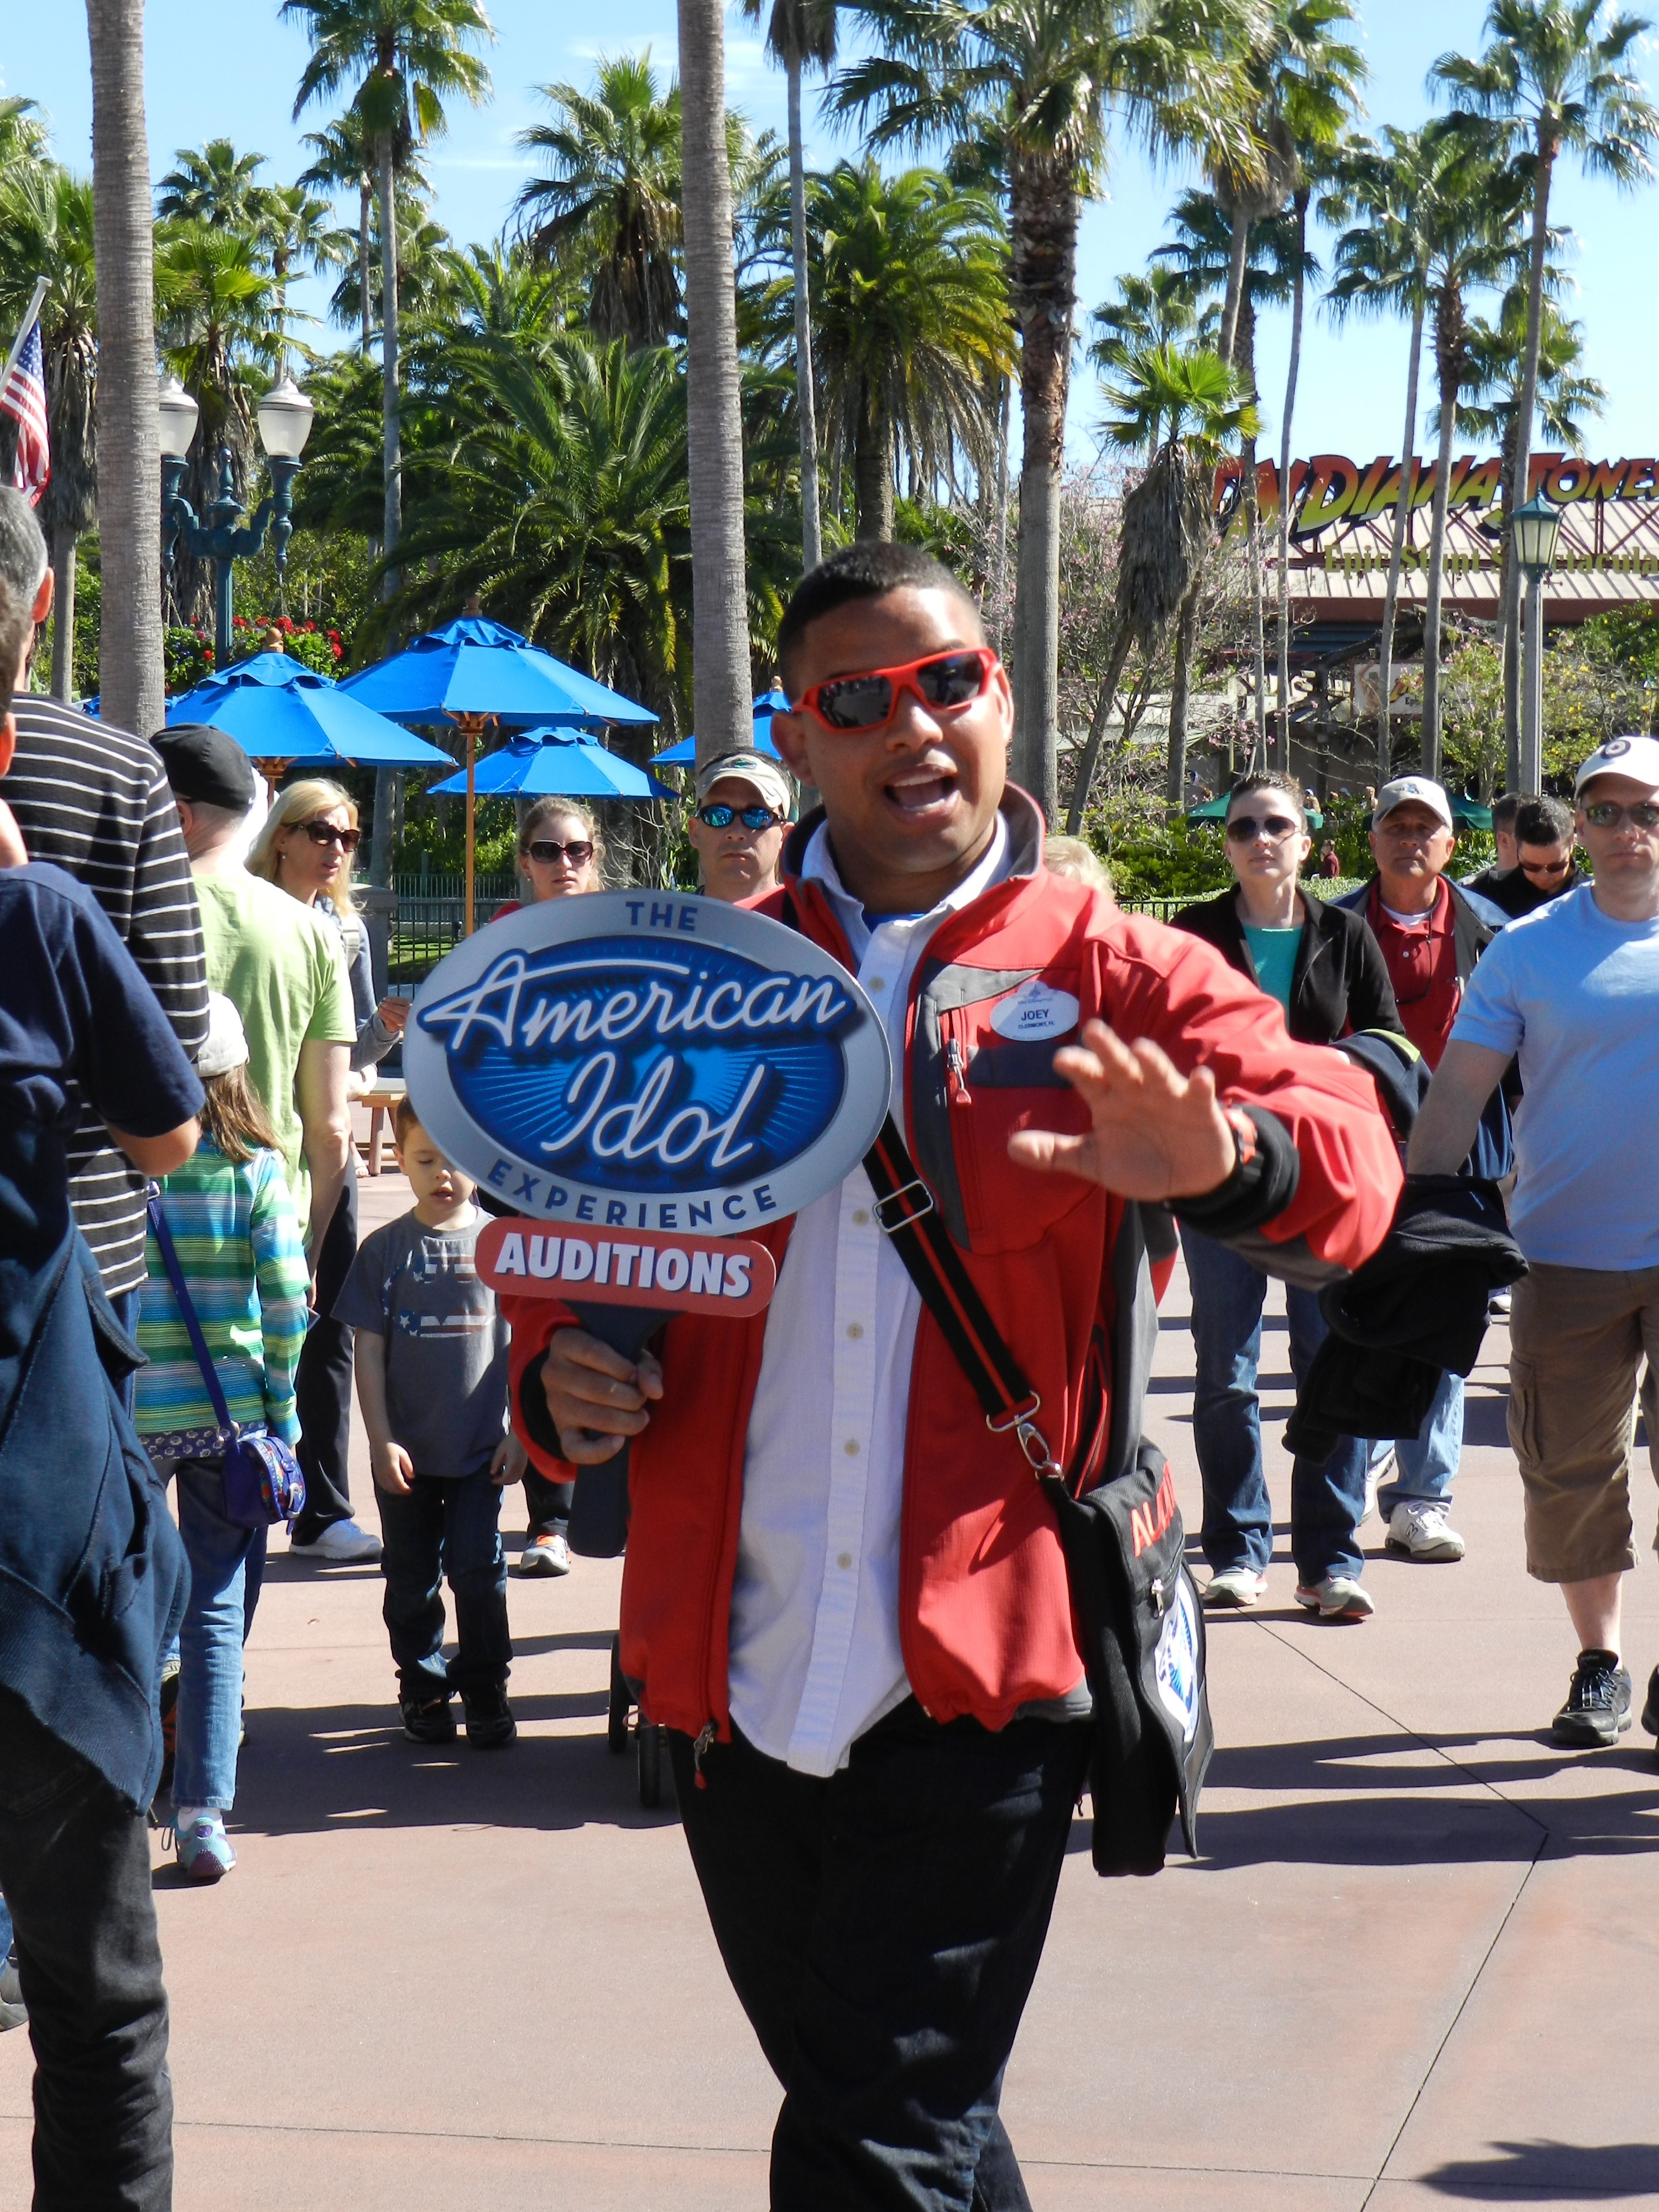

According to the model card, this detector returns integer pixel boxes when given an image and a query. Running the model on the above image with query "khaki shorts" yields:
[1508,1261,1659,1583]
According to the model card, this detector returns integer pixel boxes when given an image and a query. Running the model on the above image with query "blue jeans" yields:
[1182,1226,1370,1584]
[671,1704,1093,2211]
[1374,1369,1463,1510]
[373,1473,509,1699]
[170,1458,260,1812]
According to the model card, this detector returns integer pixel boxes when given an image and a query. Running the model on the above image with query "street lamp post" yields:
[158,372,316,672]
[1511,491,1562,796]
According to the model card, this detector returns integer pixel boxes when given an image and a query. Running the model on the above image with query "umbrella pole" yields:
[463,719,477,936]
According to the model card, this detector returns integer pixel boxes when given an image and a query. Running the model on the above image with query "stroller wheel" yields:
[607,1637,630,1755]
[638,1718,664,1807]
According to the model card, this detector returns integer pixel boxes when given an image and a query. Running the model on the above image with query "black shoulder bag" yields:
[862,1116,1213,1877]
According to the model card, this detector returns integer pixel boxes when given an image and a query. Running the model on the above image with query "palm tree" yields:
[836,0,1260,824]
[327,196,454,335]
[0,97,51,175]
[284,0,495,573]
[1066,342,1257,826]
[259,182,348,347]
[1088,266,1198,455]
[1329,128,1437,783]
[85,0,165,741]
[514,56,684,348]
[298,109,429,354]
[0,166,98,700]
[1434,0,1657,784]
[740,0,839,571]
[805,161,1012,539]
[1457,286,1606,509]
[678,0,754,765]
[156,138,274,227]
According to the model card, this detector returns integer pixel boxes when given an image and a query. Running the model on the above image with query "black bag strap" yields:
[861,1113,1064,1481]
[145,1190,236,1437]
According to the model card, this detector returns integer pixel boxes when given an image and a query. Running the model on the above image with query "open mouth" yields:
[883,765,959,822]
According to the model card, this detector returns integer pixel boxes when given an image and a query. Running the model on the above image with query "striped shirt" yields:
[134,1141,310,1446]
[7,696,210,1296]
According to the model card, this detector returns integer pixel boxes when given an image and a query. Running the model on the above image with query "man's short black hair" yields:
[777,542,983,694]
[1514,794,1573,848]
[1490,792,1524,834]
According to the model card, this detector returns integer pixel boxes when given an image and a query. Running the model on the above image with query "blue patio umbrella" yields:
[337,614,659,730]
[428,729,674,801]
[652,688,790,768]
[163,652,453,770]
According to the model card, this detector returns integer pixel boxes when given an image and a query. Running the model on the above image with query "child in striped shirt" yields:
[135,996,309,1880]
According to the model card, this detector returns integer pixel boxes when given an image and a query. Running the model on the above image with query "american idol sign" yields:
[404,892,892,1229]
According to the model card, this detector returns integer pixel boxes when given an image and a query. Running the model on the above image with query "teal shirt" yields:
[1242,922,1302,1012]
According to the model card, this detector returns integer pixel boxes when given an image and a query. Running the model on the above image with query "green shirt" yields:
[194,870,354,1228]
[1242,921,1302,1013]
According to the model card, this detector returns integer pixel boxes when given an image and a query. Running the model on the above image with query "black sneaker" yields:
[400,1693,457,1745]
[1642,1665,1659,1737]
[1551,1650,1632,1747]
[462,1687,516,1749]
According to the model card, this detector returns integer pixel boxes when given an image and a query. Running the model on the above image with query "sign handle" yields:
[562,1302,670,1559]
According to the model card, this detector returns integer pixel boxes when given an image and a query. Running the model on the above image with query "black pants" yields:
[0,1688,173,2210]
[293,1172,358,1540]
[669,1702,1092,2212]
[523,1465,573,1542]
[373,1474,510,1699]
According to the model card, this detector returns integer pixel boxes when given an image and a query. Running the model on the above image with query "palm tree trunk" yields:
[992,377,1010,653]
[1504,126,1557,786]
[1219,213,1250,369]
[853,388,894,540]
[1166,578,1202,810]
[377,128,401,579]
[359,174,373,357]
[1377,295,1425,786]
[1008,155,1080,825]
[1421,324,1459,781]
[785,44,821,576]
[85,0,163,741]
[1237,299,1264,769]
[678,0,753,768]
[48,527,77,702]
[1064,620,1135,835]
[1276,189,1309,775]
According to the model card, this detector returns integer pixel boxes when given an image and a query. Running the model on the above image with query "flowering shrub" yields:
[163,627,216,692]
[230,613,345,679]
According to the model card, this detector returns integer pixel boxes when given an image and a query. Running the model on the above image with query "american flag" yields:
[1,315,50,508]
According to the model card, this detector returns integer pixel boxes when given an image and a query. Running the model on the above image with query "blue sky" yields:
[6,0,1656,465]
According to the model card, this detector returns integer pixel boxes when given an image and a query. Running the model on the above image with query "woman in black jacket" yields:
[1172,774,1402,1622]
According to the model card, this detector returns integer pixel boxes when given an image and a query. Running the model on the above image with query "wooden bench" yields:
[359,1077,406,1176]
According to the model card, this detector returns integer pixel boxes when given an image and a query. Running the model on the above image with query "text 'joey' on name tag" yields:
[475,1217,776,1317]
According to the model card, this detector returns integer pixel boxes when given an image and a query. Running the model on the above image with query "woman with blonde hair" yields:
[246,777,395,1563]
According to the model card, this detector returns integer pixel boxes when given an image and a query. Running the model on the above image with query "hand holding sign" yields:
[1008,1019,1235,1201]
[541,1332,665,1463]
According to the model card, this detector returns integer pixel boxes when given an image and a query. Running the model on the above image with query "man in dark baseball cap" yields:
[152,724,256,813]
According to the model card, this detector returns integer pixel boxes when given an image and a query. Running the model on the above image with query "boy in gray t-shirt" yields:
[334,1101,524,1747]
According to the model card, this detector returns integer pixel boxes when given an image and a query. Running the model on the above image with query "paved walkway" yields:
[4,1161,1658,2207]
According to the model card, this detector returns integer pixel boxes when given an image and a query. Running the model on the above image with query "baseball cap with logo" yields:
[1573,733,1659,797]
[693,750,794,818]
[197,993,250,1079]
[1373,775,1454,832]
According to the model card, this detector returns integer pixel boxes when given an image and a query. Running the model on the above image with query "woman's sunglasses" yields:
[791,647,999,733]
[697,803,780,831]
[1224,814,1302,844]
[300,818,361,852]
[526,838,594,866]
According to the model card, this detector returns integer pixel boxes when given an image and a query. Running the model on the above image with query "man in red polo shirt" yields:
[1338,776,1508,1564]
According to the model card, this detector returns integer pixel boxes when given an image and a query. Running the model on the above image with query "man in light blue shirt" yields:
[1410,734,1659,1757]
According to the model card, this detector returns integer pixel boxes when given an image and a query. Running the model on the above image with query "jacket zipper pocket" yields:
[943,1010,985,1232]
[946,1037,972,1105]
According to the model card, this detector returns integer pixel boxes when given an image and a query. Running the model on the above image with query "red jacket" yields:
[504,794,1402,1741]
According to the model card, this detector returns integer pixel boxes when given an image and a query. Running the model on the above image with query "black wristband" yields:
[1172,1104,1300,1237]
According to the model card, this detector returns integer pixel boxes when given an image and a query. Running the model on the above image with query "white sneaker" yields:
[515,1532,571,1578]
[290,1517,382,1564]
[1295,1575,1375,1621]
[1201,1567,1267,1609]
[1385,1500,1466,1562]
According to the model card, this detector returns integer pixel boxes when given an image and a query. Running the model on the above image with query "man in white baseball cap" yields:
[1410,733,1659,1755]
[688,750,794,905]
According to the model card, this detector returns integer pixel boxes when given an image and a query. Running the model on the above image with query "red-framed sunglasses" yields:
[790,646,1000,733]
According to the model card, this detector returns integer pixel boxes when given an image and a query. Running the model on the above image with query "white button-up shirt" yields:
[726,816,1011,1775]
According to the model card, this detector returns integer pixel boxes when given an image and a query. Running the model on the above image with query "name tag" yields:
[990,979,1081,1042]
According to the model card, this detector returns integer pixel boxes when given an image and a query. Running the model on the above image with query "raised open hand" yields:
[1006,1018,1237,1203]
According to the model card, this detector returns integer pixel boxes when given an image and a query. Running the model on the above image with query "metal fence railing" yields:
[385,874,519,983]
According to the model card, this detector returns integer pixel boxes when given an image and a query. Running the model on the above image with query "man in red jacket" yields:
[507,544,1401,2212]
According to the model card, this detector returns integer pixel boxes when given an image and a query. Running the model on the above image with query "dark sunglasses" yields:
[697,802,780,831]
[1225,814,1301,843]
[792,647,999,734]
[300,818,361,852]
[526,838,594,866]
[1519,853,1573,877]
[1583,800,1659,830]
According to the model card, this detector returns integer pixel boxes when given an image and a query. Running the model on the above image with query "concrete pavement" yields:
[3,1157,1657,2208]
